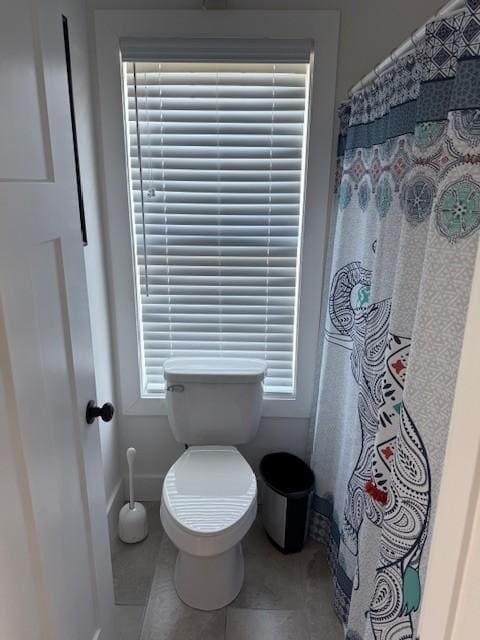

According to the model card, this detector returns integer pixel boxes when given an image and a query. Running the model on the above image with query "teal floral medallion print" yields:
[339,178,353,210]
[401,171,436,225]
[375,175,392,217]
[452,108,480,145]
[435,175,480,241]
[358,179,371,211]
[415,120,446,151]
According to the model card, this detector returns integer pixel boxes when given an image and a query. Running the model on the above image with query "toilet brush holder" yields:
[118,447,148,543]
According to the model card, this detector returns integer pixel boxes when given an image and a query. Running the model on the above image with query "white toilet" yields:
[160,357,266,611]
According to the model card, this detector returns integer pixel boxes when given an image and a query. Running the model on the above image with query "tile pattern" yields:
[114,605,146,640]
[234,516,312,611]
[111,502,163,605]
[113,504,343,640]
[140,535,226,640]
[225,609,309,640]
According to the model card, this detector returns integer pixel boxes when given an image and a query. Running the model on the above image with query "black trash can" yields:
[260,452,315,554]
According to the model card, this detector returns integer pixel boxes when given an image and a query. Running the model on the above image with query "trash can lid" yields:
[260,452,314,497]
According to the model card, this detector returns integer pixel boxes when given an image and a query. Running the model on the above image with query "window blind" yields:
[120,37,313,63]
[123,58,310,395]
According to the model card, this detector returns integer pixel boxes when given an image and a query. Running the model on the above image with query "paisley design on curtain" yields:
[309,2,480,639]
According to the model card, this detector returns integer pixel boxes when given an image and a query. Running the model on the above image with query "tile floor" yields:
[112,502,343,640]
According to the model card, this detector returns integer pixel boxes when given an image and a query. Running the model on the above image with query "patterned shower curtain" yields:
[309,2,480,638]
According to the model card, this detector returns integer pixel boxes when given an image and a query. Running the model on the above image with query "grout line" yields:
[138,604,147,640]
[118,511,340,639]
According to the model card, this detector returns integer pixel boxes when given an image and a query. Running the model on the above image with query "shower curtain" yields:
[309,1,480,638]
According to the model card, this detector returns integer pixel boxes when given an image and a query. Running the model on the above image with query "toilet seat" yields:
[161,446,257,557]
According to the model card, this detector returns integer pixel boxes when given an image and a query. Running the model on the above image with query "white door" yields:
[0,1,114,639]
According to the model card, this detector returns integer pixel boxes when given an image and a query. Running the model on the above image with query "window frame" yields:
[125,58,311,398]
[94,9,339,418]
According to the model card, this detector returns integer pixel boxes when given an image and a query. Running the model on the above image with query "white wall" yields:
[86,0,443,497]
[449,482,480,639]
[119,415,310,499]
[64,0,122,519]
[87,0,443,100]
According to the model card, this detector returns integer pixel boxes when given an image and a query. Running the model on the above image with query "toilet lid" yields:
[162,446,256,535]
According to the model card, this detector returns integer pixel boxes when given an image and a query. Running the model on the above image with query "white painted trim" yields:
[449,463,480,638]
[123,473,166,502]
[418,241,480,639]
[106,479,124,542]
[94,9,340,419]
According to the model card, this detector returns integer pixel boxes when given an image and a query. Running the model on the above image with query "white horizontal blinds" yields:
[124,60,309,395]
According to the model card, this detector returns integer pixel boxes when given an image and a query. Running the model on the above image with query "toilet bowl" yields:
[160,357,266,610]
[161,445,257,610]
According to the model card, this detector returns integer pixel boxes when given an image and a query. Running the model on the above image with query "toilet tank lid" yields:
[163,357,267,383]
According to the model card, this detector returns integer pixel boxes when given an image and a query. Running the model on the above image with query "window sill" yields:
[123,393,311,419]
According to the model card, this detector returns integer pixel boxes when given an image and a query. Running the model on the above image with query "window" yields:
[95,11,339,416]
[123,57,311,396]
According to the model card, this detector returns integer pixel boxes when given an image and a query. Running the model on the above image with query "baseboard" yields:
[106,478,124,542]
[122,473,165,502]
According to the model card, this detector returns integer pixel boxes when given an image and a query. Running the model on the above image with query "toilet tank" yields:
[163,358,266,445]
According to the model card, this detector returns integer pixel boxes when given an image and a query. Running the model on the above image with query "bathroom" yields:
[1,0,479,639]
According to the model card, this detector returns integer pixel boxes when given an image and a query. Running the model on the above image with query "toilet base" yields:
[174,543,244,610]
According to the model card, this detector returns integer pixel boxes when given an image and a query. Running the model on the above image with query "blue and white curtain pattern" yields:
[309,2,480,638]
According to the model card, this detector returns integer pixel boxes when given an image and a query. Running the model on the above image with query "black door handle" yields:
[86,401,115,424]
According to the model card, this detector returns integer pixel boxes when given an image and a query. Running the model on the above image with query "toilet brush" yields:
[118,447,148,543]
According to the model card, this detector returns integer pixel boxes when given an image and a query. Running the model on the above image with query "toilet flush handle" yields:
[166,384,184,392]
